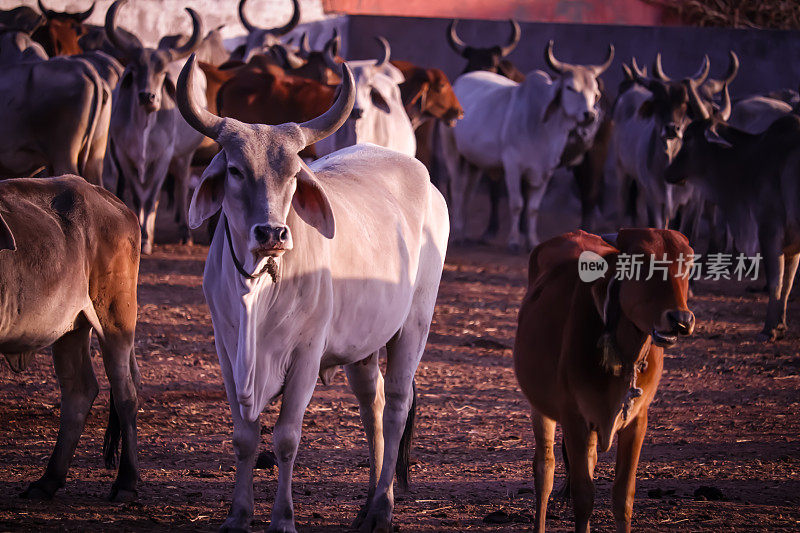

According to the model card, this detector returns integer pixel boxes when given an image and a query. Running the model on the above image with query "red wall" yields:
[323,0,674,26]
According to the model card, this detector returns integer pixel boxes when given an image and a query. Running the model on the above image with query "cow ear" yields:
[637,99,655,118]
[370,88,391,114]
[188,151,227,229]
[704,127,733,148]
[293,163,335,239]
[0,212,16,252]
[543,87,562,122]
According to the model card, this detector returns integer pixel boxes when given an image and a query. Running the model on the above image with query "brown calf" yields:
[0,175,141,502]
[514,229,695,532]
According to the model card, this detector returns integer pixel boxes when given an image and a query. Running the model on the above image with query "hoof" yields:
[20,480,58,500]
[351,503,369,530]
[758,324,786,342]
[507,243,522,255]
[221,511,252,533]
[109,486,137,503]
[267,524,297,533]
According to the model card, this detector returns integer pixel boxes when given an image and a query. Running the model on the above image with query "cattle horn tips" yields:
[652,52,670,82]
[544,40,566,74]
[500,19,521,57]
[375,36,390,68]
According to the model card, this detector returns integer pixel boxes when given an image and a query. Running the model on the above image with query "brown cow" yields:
[514,229,695,532]
[216,55,335,157]
[0,175,141,502]
[32,0,94,56]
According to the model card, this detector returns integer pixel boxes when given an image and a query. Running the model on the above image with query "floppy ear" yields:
[704,127,733,148]
[543,87,562,122]
[0,212,16,252]
[293,162,335,239]
[188,151,227,229]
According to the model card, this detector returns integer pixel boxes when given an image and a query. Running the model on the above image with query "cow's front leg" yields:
[563,415,598,533]
[522,171,550,250]
[22,328,97,500]
[269,355,320,533]
[759,230,786,341]
[345,352,385,528]
[504,162,525,252]
[612,411,647,533]
[218,343,260,533]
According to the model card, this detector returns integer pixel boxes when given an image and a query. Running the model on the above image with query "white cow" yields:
[316,37,416,158]
[177,55,449,533]
[104,0,207,254]
[440,41,613,250]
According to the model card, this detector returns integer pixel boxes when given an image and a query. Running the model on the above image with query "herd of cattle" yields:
[0,1,795,532]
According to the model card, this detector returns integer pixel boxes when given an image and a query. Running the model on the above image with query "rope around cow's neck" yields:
[223,215,278,283]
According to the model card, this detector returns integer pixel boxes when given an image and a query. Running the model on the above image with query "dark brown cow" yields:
[31,0,94,56]
[446,18,524,82]
[0,175,141,502]
[514,229,695,532]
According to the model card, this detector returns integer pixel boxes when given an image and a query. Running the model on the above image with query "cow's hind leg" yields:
[778,252,799,333]
[612,411,648,533]
[532,411,556,533]
[760,230,787,341]
[522,172,550,251]
[168,154,194,245]
[360,288,437,532]
[346,352,386,528]
[22,327,97,500]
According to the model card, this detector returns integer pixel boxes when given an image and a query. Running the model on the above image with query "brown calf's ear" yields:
[187,151,227,229]
[0,212,16,252]
[293,162,335,239]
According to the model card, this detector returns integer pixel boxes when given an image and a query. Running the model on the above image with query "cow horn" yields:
[718,83,731,121]
[686,78,710,120]
[37,0,56,19]
[299,62,355,147]
[689,54,710,84]
[374,36,390,68]
[592,44,615,75]
[447,19,467,56]
[544,40,567,74]
[621,63,633,81]
[703,50,740,96]
[299,32,311,58]
[104,0,138,58]
[272,44,304,69]
[239,0,300,36]
[168,8,203,61]
[323,31,340,71]
[500,19,521,57]
[630,57,647,79]
[177,54,225,140]
[652,53,670,81]
[75,2,95,22]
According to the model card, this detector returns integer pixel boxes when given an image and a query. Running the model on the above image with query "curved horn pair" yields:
[106,0,202,60]
[702,51,740,95]
[447,19,521,58]
[653,53,710,84]
[38,0,94,21]
[178,54,355,147]
[239,0,300,36]
[545,40,614,75]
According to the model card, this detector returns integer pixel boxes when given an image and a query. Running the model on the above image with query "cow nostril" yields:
[668,310,695,335]
[138,92,155,105]
[254,225,270,244]
[277,227,288,242]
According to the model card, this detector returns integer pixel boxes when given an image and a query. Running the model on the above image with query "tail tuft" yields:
[396,379,417,491]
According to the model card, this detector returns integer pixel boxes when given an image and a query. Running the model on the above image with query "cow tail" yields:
[103,390,121,469]
[78,62,103,180]
[396,378,417,491]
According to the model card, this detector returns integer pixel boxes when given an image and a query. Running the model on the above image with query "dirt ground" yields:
[1,188,800,531]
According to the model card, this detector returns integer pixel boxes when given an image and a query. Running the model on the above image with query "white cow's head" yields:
[544,40,614,126]
[177,54,353,277]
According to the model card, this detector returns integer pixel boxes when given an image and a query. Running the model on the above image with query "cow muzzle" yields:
[138,91,158,113]
[652,309,695,347]
[579,110,597,126]
[252,224,291,257]
[663,123,681,140]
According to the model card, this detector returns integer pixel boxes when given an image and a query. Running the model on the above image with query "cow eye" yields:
[228,167,244,180]
[566,85,577,92]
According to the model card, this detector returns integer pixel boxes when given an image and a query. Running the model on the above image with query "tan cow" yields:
[514,229,695,532]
